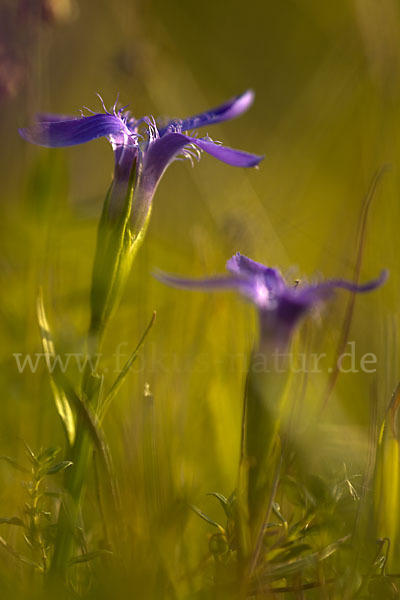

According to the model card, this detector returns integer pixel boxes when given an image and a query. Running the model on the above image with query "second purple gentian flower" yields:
[156,252,388,352]
[157,253,388,549]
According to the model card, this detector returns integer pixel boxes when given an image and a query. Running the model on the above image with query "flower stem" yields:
[237,339,290,562]
[47,361,101,584]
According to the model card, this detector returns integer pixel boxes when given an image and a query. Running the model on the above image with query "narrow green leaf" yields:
[22,440,37,464]
[0,517,25,527]
[207,493,231,518]
[0,535,43,571]
[271,543,312,563]
[190,504,225,533]
[23,534,34,550]
[46,461,73,475]
[52,373,119,512]
[37,446,60,464]
[36,291,76,446]
[272,502,287,525]
[321,166,388,412]
[264,536,350,580]
[207,492,228,505]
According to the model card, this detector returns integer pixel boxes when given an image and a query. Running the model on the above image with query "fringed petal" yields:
[161,90,255,134]
[19,113,132,148]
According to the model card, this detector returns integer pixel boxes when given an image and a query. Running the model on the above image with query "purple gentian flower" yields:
[19,91,263,231]
[156,252,388,350]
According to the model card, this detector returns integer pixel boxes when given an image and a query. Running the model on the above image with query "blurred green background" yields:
[0,0,400,596]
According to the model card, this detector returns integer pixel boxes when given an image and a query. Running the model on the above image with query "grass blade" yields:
[36,290,76,446]
[321,166,389,413]
[99,311,156,422]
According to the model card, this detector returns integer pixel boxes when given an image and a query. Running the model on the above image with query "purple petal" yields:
[274,269,389,330]
[190,137,264,167]
[300,269,389,303]
[154,271,244,291]
[326,269,389,293]
[113,143,138,182]
[141,133,189,183]
[227,253,286,296]
[19,113,132,148]
[227,253,266,277]
[171,90,255,132]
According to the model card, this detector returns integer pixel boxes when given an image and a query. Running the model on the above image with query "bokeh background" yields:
[0,0,400,596]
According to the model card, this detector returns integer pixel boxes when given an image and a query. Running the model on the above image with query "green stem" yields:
[49,429,92,579]
[48,362,100,583]
[47,158,149,584]
[237,340,291,561]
